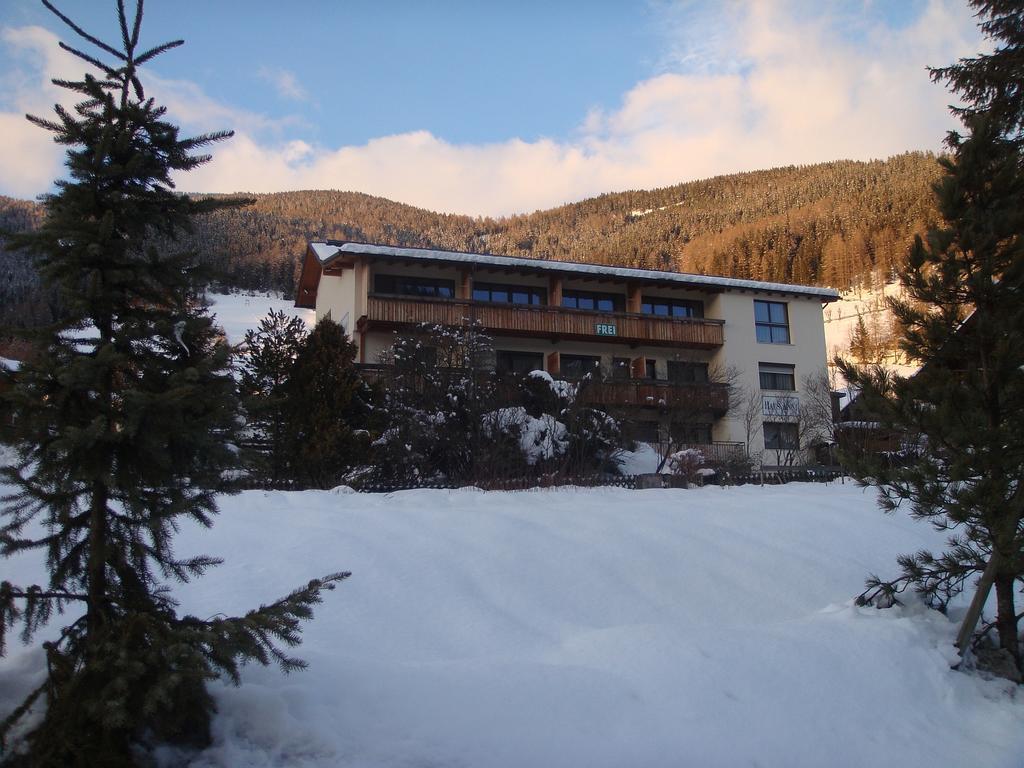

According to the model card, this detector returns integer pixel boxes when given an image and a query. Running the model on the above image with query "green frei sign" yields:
[595,323,618,336]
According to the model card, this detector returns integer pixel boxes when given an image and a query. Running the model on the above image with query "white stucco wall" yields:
[709,292,830,456]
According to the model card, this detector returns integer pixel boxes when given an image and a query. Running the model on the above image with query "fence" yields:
[235,462,845,493]
[335,467,845,494]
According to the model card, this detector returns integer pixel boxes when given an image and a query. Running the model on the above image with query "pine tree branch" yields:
[57,41,118,78]
[42,0,127,62]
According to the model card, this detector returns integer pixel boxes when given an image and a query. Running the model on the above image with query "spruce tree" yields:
[281,318,369,489]
[0,2,346,763]
[840,0,1024,673]
[239,309,310,486]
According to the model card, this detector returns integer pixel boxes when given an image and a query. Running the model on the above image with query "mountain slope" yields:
[0,152,943,328]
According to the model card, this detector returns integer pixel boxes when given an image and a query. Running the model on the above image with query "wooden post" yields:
[627,283,642,313]
[549,276,563,307]
[547,351,560,376]
[460,269,473,299]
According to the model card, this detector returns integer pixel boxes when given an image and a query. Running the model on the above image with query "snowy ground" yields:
[1,481,1021,767]
[822,282,918,379]
[204,291,314,346]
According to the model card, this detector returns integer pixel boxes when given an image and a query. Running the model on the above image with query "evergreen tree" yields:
[0,3,346,763]
[281,318,369,489]
[930,0,1024,140]
[239,309,309,486]
[372,321,500,485]
[840,0,1024,673]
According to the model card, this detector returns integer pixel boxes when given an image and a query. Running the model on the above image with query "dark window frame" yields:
[496,350,545,376]
[669,422,713,445]
[375,273,456,299]
[667,360,709,384]
[561,289,625,313]
[754,300,790,344]
[641,296,705,319]
[763,422,799,450]
[473,282,546,306]
[758,362,796,391]
[561,354,603,379]
[611,357,631,380]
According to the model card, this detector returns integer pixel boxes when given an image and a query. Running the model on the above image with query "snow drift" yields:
[1,482,1021,767]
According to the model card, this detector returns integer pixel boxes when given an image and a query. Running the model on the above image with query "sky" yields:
[0,0,986,217]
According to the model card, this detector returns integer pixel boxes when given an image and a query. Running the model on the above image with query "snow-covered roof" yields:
[310,241,841,301]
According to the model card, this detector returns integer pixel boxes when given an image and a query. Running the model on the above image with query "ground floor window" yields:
[611,357,631,379]
[763,422,799,450]
[759,362,795,391]
[667,361,709,384]
[496,350,544,376]
[632,420,660,443]
[670,422,713,444]
[561,354,602,379]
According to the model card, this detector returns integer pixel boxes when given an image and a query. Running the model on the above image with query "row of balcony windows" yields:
[372,275,792,346]
[373,275,705,318]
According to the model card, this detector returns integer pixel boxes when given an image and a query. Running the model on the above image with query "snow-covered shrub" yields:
[483,406,568,466]
[668,448,705,483]
[520,369,624,475]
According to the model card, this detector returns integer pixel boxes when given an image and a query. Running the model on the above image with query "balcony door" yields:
[496,351,545,376]
[561,354,602,379]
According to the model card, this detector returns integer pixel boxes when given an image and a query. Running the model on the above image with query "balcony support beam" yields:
[549,276,563,307]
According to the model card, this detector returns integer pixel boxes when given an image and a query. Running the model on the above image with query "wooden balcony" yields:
[357,364,729,416]
[582,379,730,415]
[361,294,725,349]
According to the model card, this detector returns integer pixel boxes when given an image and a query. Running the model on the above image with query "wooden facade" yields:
[360,294,725,349]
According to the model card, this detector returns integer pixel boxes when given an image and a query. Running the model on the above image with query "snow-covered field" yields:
[204,291,314,346]
[822,282,918,379]
[2,481,1021,767]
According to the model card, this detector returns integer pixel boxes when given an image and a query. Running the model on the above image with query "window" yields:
[473,282,546,306]
[754,300,790,344]
[645,359,658,380]
[562,290,624,313]
[375,274,455,298]
[496,351,544,376]
[633,420,660,443]
[641,297,704,318]
[759,363,795,391]
[561,354,602,379]
[763,422,799,450]
[611,357,631,380]
[667,361,709,384]
[669,422,713,445]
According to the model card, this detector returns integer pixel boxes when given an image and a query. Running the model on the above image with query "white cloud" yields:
[257,67,308,102]
[0,0,984,215]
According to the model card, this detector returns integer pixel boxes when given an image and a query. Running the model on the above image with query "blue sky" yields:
[0,1,985,215]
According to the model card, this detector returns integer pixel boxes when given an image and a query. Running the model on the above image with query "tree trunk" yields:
[994,569,1020,668]
[86,478,110,643]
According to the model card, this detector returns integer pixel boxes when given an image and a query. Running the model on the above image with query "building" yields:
[296,241,840,463]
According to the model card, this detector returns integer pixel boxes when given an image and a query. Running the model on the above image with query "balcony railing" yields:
[361,294,724,348]
[357,364,728,414]
[583,379,730,414]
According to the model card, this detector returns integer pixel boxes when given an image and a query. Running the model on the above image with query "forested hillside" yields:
[0,151,942,328]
